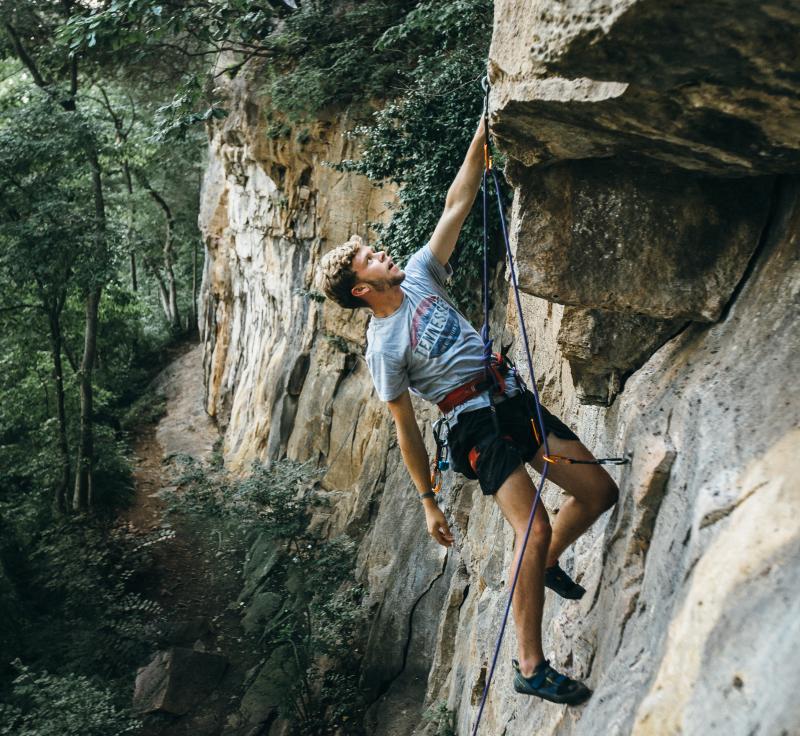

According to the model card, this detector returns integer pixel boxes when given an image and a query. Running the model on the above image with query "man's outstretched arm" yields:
[428,118,486,267]
[387,391,454,547]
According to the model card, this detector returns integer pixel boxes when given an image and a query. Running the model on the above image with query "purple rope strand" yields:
[469,167,553,736]
[470,467,549,735]
[491,167,550,458]
[481,170,493,368]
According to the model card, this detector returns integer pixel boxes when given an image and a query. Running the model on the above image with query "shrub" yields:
[168,457,369,734]
[0,662,140,736]
[0,488,165,687]
[423,700,457,736]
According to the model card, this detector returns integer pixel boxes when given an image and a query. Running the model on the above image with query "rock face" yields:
[198,65,393,472]
[507,159,772,321]
[198,10,800,735]
[489,0,800,175]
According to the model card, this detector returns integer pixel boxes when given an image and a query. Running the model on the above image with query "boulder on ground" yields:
[133,646,228,715]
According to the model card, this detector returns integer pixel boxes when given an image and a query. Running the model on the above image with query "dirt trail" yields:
[123,342,254,736]
[125,341,218,532]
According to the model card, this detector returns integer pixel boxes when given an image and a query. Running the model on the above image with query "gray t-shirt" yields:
[365,244,518,422]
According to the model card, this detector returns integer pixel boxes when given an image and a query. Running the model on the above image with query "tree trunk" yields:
[190,237,198,334]
[73,140,106,512]
[73,287,101,511]
[131,250,138,292]
[136,171,181,330]
[165,261,180,331]
[5,15,107,514]
[146,257,172,322]
[123,162,138,291]
[47,302,70,513]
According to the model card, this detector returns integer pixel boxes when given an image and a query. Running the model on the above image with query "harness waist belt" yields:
[437,354,509,414]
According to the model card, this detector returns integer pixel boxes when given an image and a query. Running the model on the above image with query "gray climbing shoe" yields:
[512,659,591,705]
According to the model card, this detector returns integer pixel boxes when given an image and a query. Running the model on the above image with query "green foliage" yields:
[168,458,369,733]
[121,390,167,430]
[0,340,64,492]
[151,75,229,142]
[0,661,140,736]
[0,91,100,292]
[423,700,457,736]
[0,485,165,717]
[63,0,279,61]
[0,11,203,501]
[65,0,413,125]
[60,0,506,314]
[264,0,415,121]
[339,0,507,314]
[11,512,164,675]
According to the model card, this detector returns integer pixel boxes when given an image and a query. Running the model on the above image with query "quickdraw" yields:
[430,417,450,494]
[543,454,629,466]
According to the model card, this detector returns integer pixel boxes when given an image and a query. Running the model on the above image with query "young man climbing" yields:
[317,118,618,706]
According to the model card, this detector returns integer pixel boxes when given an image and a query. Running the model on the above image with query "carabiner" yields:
[430,418,451,493]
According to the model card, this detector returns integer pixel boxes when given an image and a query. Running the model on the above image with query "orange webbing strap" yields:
[531,417,627,466]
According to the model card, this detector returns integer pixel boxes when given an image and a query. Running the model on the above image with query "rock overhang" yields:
[488,0,795,404]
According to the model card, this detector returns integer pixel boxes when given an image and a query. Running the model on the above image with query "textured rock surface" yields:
[434,179,799,736]
[489,0,800,175]
[197,13,800,736]
[198,65,393,473]
[198,62,445,732]
[507,159,772,321]
[557,307,686,405]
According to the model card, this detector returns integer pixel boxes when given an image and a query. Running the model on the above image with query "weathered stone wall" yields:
[199,6,800,734]
[198,67,392,475]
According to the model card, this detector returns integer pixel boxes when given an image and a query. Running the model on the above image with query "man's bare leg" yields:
[493,464,552,677]
[531,434,619,568]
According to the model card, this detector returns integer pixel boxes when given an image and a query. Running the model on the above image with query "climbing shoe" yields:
[544,563,585,600]
[512,659,592,705]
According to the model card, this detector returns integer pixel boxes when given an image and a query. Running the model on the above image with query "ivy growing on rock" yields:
[334,0,506,312]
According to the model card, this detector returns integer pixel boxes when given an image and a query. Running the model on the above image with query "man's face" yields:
[350,244,405,296]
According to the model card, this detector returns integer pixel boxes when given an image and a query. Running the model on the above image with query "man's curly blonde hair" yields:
[317,234,366,310]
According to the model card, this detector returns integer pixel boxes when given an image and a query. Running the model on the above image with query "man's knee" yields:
[595,478,619,514]
[515,516,551,554]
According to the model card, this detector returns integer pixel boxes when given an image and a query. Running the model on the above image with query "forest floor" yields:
[121,340,258,736]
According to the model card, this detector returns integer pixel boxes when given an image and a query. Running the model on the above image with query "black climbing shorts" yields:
[448,390,580,496]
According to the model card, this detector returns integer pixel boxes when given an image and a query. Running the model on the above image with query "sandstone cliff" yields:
[198,4,800,734]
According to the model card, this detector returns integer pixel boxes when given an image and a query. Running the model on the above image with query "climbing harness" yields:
[467,77,629,735]
[436,352,510,414]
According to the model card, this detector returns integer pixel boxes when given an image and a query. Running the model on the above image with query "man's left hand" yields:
[425,505,454,547]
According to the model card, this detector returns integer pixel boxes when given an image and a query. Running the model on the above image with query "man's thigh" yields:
[494,465,550,534]
[530,433,617,506]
